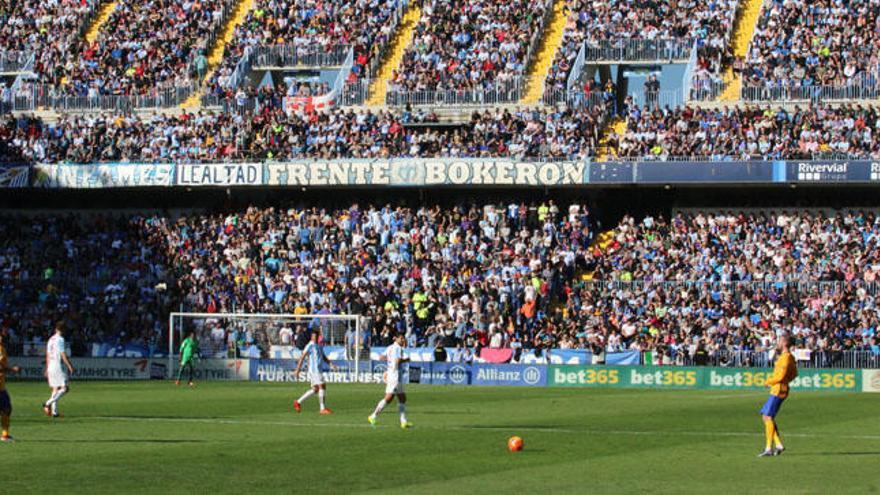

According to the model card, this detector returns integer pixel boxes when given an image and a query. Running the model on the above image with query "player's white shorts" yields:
[308,371,325,387]
[47,365,68,388]
[384,374,404,395]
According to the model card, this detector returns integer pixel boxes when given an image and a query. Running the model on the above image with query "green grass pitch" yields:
[1,381,878,494]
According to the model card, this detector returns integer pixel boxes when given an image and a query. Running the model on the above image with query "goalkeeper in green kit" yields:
[176,332,200,387]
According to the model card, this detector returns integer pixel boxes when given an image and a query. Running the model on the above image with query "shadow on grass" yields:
[18,415,234,425]
[413,410,474,416]
[785,452,880,457]
[467,425,577,431]
[24,439,207,444]
[87,415,234,420]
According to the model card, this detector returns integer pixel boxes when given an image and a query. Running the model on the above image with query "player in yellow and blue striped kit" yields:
[758,333,798,457]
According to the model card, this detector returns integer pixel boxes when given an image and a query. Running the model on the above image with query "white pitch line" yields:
[90,416,880,441]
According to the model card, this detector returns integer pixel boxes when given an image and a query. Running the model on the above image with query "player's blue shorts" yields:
[760,395,784,417]
[0,390,11,414]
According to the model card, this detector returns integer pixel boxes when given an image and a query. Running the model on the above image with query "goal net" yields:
[168,312,368,381]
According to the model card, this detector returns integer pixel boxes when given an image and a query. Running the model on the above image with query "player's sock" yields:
[763,418,775,451]
[1,413,9,436]
[297,389,315,403]
[772,423,783,450]
[371,399,387,418]
[49,389,67,416]
[318,389,326,410]
[45,390,60,407]
[398,404,407,423]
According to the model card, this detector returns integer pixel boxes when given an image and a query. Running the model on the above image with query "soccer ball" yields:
[508,436,523,452]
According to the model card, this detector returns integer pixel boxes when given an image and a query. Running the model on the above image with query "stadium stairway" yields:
[595,118,626,162]
[84,1,118,45]
[364,4,422,107]
[520,0,568,105]
[180,0,256,109]
[718,0,764,102]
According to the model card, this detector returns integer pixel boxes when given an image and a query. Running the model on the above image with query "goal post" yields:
[168,312,367,381]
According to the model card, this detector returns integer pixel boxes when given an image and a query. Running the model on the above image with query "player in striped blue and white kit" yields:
[293,331,337,414]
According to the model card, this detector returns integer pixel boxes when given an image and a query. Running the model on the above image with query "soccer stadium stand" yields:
[384,0,552,105]
[744,0,880,99]
[0,105,607,162]
[1,207,878,363]
[544,0,738,103]
[56,0,231,97]
[203,0,405,100]
[2,0,880,372]
[0,0,100,79]
[617,104,880,160]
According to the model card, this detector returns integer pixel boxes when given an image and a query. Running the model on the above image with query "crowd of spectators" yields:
[12,101,880,163]
[58,0,229,97]
[1,207,879,362]
[0,0,99,84]
[616,103,880,160]
[0,214,174,355]
[544,0,738,100]
[388,0,549,94]
[1,104,606,162]
[745,0,880,89]
[577,211,880,362]
[205,0,403,98]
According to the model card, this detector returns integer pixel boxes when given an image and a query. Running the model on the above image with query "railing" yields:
[13,82,199,112]
[250,45,352,69]
[628,88,685,109]
[741,77,880,102]
[689,77,726,101]
[582,279,880,295]
[386,79,525,106]
[3,54,35,113]
[227,46,254,90]
[542,88,568,106]
[601,151,880,162]
[341,78,371,106]
[583,39,694,62]
[610,154,756,162]
[543,89,609,109]
[0,51,34,73]
[566,44,587,94]
[199,94,262,114]
[682,42,698,102]
[332,49,355,98]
